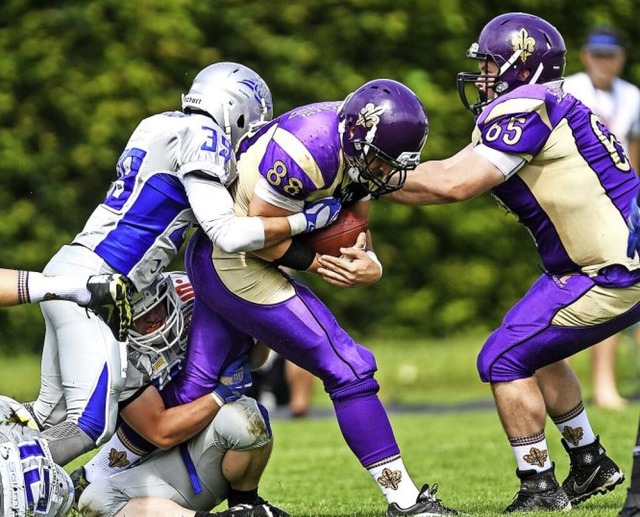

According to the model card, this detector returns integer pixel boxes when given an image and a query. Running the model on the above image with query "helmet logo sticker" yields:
[239,79,272,109]
[511,28,536,63]
[356,103,386,129]
[357,103,387,144]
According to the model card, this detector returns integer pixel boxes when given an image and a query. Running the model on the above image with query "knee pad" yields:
[214,398,272,451]
[477,334,531,383]
[329,377,380,406]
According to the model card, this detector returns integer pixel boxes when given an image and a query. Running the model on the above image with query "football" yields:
[296,209,369,257]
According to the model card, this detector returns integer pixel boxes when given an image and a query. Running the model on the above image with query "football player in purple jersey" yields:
[28,62,341,468]
[153,79,461,516]
[383,11,635,513]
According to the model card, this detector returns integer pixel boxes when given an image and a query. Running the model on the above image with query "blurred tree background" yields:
[1,0,638,353]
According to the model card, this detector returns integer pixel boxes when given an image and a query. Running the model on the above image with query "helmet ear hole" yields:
[236,114,245,129]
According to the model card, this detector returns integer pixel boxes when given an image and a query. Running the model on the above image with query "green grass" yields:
[3,334,640,516]
[64,407,638,516]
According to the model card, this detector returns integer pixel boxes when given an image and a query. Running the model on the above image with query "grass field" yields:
[2,333,640,516]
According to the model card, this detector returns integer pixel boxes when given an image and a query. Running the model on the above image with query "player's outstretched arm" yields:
[383,143,504,205]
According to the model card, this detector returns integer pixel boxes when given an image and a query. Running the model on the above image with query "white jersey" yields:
[121,272,195,402]
[72,111,237,290]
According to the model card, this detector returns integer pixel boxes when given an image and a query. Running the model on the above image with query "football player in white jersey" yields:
[0,396,74,517]
[67,272,286,516]
[29,61,341,467]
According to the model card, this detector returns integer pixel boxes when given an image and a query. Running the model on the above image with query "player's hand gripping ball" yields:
[296,210,368,257]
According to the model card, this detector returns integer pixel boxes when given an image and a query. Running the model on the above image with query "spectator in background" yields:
[250,351,316,418]
[563,25,640,409]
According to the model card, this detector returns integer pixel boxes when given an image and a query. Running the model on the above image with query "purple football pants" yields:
[478,270,640,382]
[177,229,399,467]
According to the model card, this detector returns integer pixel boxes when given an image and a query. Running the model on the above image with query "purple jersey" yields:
[474,83,640,282]
[237,102,370,207]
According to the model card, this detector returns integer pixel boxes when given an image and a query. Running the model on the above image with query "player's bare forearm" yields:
[260,217,297,247]
[121,386,220,450]
[0,268,20,306]
[384,144,504,205]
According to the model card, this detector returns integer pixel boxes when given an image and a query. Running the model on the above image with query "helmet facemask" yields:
[345,138,419,196]
[129,276,185,360]
[457,46,507,116]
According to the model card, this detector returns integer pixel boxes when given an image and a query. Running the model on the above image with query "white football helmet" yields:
[0,397,73,517]
[181,61,273,148]
[129,273,185,359]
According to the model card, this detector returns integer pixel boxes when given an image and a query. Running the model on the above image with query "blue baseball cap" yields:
[584,27,624,54]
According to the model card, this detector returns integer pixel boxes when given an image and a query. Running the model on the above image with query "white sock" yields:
[551,401,597,448]
[26,272,90,305]
[510,432,552,473]
[367,456,419,508]
[84,433,140,482]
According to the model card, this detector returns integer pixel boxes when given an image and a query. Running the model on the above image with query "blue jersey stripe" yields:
[95,173,189,275]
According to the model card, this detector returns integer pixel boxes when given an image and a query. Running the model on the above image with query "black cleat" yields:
[70,466,90,507]
[504,464,571,513]
[561,436,624,505]
[387,484,459,516]
[212,498,290,517]
[620,490,640,517]
[84,274,133,341]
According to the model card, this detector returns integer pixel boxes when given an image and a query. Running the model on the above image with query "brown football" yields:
[295,209,369,257]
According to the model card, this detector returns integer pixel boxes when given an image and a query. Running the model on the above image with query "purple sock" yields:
[332,379,400,467]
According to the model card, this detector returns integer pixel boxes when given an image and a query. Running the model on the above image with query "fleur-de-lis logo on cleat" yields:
[562,425,584,447]
[108,448,130,468]
[377,468,403,490]
[523,447,548,467]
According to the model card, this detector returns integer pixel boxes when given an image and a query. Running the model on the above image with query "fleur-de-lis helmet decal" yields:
[457,12,566,115]
[511,28,536,63]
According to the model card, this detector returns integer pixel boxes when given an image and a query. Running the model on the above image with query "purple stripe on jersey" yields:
[492,176,578,273]
[250,102,343,200]
[77,363,109,441]
[565,98,639,219]
[95,173,189,275]
[259,138,318,200]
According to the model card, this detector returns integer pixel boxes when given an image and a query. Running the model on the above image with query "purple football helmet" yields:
[338,79,429,196]
[457,12,566,115]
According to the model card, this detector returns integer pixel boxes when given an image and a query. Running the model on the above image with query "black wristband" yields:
[272,240,316,270]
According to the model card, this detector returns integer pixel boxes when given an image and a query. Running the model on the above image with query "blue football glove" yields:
[211,354,252,406]
[627,197,640,259]
[287,196,342,235]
